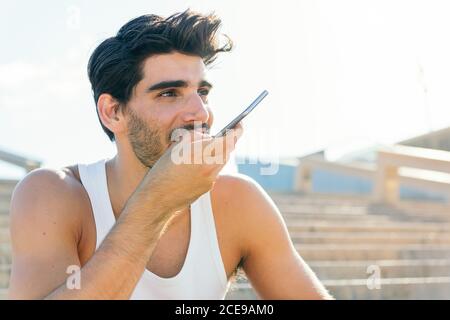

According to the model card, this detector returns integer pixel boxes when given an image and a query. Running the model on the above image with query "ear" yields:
[97,93,127,137]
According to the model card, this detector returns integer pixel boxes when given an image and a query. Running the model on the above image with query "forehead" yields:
[141,51,208,85]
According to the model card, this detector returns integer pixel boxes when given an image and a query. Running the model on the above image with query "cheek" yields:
[153,109,180,141]
[147,104,175,125]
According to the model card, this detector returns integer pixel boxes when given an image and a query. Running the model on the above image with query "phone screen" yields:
[214,90,269,137]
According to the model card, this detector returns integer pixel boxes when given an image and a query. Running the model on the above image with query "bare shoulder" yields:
[11,166,89,216]
[211,173,280,218]
[210,173,257,219]
[10,166,92,248]
[14,165,81,192]
[212,173,260,198]
[210,174,285,254]
[8,166,95,299]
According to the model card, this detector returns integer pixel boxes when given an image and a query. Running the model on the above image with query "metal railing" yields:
[295,145,450,206]
[374,145,450,204]
[0,149,41,173]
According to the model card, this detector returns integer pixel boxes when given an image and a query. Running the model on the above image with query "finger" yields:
[233,121,244,139]
[220,126,241,155]
[202,137,235,165]
[178,130,212,147]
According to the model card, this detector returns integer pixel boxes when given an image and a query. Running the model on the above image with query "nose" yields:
[180,91,209,124]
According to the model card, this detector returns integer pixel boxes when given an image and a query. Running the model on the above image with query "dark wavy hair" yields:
[87,9,233,141]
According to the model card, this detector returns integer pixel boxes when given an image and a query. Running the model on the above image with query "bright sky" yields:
[1,0,450,178]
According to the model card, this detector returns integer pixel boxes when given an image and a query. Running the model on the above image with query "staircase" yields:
[0,179,17,300]
[225,192,450,300]
[2,180,450,299]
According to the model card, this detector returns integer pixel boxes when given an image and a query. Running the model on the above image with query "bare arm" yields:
[8,168,172,299]
[8,130,240,299]
[223,175,333,300]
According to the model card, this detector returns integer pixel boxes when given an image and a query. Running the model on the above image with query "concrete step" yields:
[295,244,450,261]
[0,244,12,264]
[287,221,450,233]
[324,277,450,299]
[231,259,450,282]
[0,288,7,300]
[0,216,10,228]
[290,232,450,245]
[0,264,10,288]
[283,217,392,224]
[225,286,259,300]
[308,259,450,280]
[281,210,450,224]
[281,213,391,223]
[273,196,450,221]
[226,277,450,300]
[391,214,450,224]
[277,204,371,215]
[270,193,373,206]
[0,229,10,242]
[0,194,12,203]
[0,201,10,215]
[0,180,18,195]
[396,201,450,215]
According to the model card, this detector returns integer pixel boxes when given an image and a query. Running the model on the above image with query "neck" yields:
[105,151,148,220]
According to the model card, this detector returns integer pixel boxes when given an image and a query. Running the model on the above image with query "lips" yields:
[169,128,209,144]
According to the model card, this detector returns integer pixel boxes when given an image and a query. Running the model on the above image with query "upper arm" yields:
[8,168,87,299]
[219,174,332,300]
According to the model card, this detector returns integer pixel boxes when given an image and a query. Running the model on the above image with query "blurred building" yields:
[238,126,450,204]
[400,126,450,152]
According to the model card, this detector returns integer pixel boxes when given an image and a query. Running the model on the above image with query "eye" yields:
[198,88,210,96]
[159,90,177,97]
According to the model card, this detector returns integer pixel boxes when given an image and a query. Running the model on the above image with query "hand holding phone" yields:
[214,90,269,138]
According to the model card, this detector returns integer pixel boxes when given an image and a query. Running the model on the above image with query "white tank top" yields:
[78,159,230,299]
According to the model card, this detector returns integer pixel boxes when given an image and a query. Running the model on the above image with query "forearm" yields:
[45,189,171,300]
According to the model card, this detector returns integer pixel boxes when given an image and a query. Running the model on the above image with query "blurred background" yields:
[1,0,450,299]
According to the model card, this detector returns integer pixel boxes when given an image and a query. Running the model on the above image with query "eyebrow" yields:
[147,79,213,92]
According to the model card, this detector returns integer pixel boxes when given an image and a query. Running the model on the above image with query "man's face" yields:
[121,51,214,167]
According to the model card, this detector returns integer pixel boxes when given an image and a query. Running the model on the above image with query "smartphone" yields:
[214,90,269,137]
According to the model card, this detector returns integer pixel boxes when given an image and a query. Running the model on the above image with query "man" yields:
[8,10,332,299]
